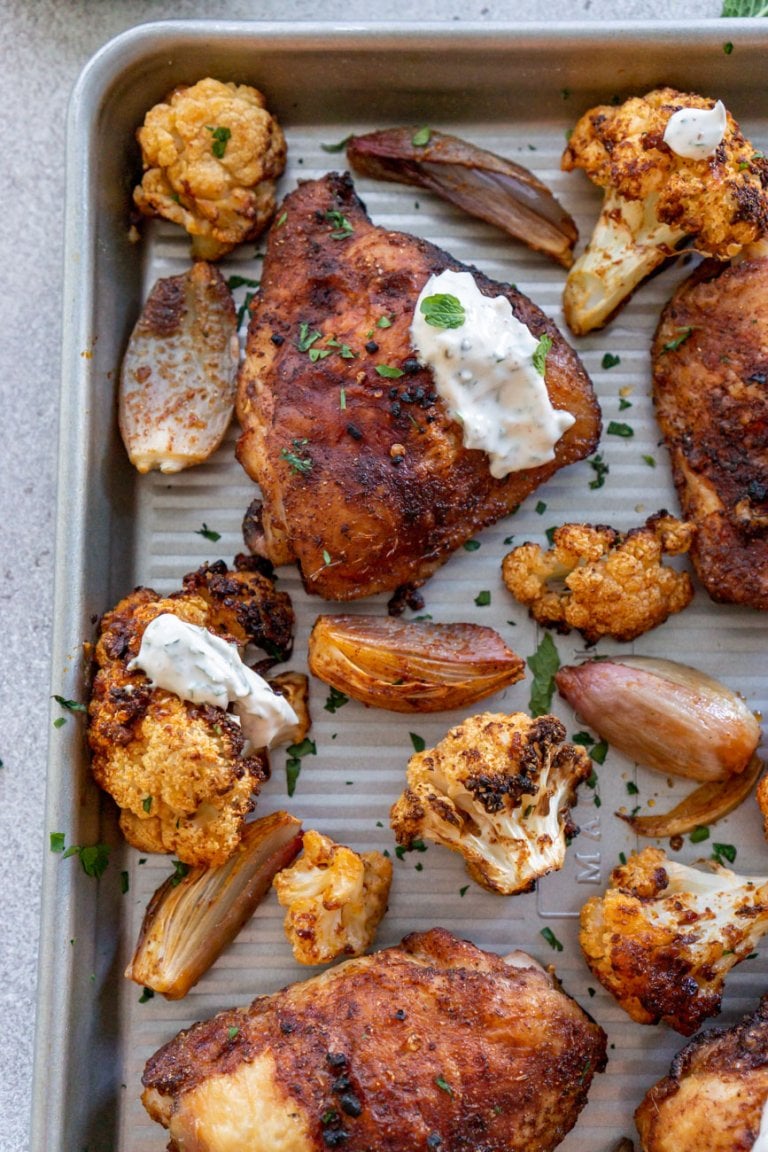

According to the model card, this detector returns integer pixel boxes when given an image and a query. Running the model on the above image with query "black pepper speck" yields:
[346,423,363,441]
[327,1052,348,1069]
[403,358,420,375]
[270,333,284,346]
[339,1093,362,1118]
[390,401,402,417]
[365,340,379,353]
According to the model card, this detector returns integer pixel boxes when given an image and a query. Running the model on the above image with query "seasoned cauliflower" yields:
[580,847,768,1035]
[273,830,392,965]
[88,557,298,867]
[561,87,768,334]
[133,77,287,260]
[502,511,694,645]
[389,712,591,895]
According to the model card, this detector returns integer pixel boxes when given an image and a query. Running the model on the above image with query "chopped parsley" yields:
[120,870,130,895]
[59,841,111,879]
[601,352,621,369]
[339,386,347,410]
[286,737,317,797]
[376,315,393,329]
[196,522,221,542]
[434,1075,454,1096]
[532,333,553,377]
[324,686,349,713]
[275,211,287,228]
[53,695,86,713]
[375,364,405,378]
[607,421,634,438]
[689,824,710,844]
[712,842,737,864]
[474,590,491,607]
[280,438,313,474]
[419,292,465,329]
[170,860,190,886]
[297,322,322,352]
[142,795,153,813]
[643,454,657,467]
[527,633,560,717]
[322,549,332,566]
[206,125,232,158]
[589,740,608,765]
[227,275,260,291]
[236,291,256,329]
[412,126,432,146]
[540,926,563,951]
[662,326,693,353]
[325,210,354,239]
[626,781,639,795]
[227,1026,240,1040]
[535,500,547,515]
[459,884,470,897]
[50,832,66,853]
[588,453,609,489]
[139,987,155,1003]
[463,539,481,551]
[320,134,353,152]
[409,732,426,753]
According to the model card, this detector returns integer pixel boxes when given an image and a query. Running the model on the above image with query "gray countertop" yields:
[0,1,731,1148]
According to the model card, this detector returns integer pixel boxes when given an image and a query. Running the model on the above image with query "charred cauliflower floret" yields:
[272,830,392,965]
[389,712,591,895]
[88,557,297,868]
[502,512,695,645]
[580,846,768,1036]
[561,87,768,334]
[133,77,287,260]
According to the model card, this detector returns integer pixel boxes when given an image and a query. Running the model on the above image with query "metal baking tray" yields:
[34,19,768,1152]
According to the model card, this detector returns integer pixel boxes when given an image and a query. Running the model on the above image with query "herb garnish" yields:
[540,926,564,952]
[532,333,553,377]
[280,438,313,474]
[142,795,153,814]
[55,839,111,879]
[601,353,621,370]
[53,695,86,713]
[139,987,155,1003]
[412,126,432,147]
[410,732,426,753]
[170,860,190,886]
[419,292,465,329]
[227,275,260,292]
[588,453,609,489]
[376,364,405,379]
[463,539,481,551]
[527,633,560,717]
[474,590,491,607]
[206,125,232,158]
[619,396,632,411]
[321,134,353,153]
[643,454,657,467]
[196,523,221,542]
[324,686,349,713]
[377,316,393,329]
[286,737,317,797]
[712,842,737,865]
[236,291,256,329]
[535,501,547,515]
[690,824,710,844]
[662,326,693,353]
[607,421,634,438]
[434,1075,454,1096]
[297,322,322,352]
[325,210,354,239]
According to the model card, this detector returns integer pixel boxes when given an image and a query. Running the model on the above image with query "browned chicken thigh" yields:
[635,994,768,1151]
[652,255,768,608]
[142,927,607,1152]
[236,173,600,600]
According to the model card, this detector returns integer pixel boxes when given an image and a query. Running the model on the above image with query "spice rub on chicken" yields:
[87,556,296,867]
[652,254,768,609]
[142,927,607,1152]
[236,172,600,601]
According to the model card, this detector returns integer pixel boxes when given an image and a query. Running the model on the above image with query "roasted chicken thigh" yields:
[142,927,607,1152]
[236,172,600,600]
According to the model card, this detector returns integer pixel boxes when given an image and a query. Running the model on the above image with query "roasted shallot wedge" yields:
[119,261,239,474]
[347,127,578,267]
[618,755,763,838]
[308,615,525,713]
[555,656,760,782]
[125,811,303,999]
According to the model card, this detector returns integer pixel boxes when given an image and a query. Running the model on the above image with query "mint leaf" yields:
[532,333,553,376]
[412,126,431,146]
[721,1,768,17]
[419,292,465,329]
[527,633,560,716]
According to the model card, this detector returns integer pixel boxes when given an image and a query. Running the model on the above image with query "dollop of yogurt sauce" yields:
[753,1097,768,1152]
[663,99,727,160]
[410,269,574,478]
[128,613,298,749]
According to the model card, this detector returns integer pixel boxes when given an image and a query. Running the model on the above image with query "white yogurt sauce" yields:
[753,1097,768,1152]
[663,100,727,160]
[128,613,298,749]
[410,269,574,478]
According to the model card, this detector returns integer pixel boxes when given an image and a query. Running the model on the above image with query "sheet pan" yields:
[34,19,768,1152]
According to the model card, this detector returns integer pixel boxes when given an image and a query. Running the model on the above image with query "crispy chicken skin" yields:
[88,556,294,867]
[142,927,607,1152]
[652,256,768,608]
[635,995,768,1152]
[236,172,600,600]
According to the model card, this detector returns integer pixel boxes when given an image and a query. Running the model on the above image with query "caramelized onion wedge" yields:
[618,755,763,838]
[308,615,524,713]
[347,128,578,268]
[268,672,311,747]
[126,811,303,999]
[555,657,760,782]
[119,261,239,474]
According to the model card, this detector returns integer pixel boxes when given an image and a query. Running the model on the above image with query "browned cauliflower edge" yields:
[272,830,392,965]
[561,87,768,334]
[389,712,591,895]
[580,846,768,1036]
[133,77,287,260]
[87,557,296,868]
[501,511,695,645]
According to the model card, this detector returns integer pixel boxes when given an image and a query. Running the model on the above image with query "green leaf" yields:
[419,292,465,329]
[619,397,632,410]
[280,439,313,474]
[601,353,621,369]
[662,326,693,353]
[325,210,354,239]
[77,844,111,879]
[50,831,66,853]
[532,333,553,377]
[527,633,560,717]
[142,795,153,813]
[690,824,710,844]
[474,590,491,607]
[541,926,563,951]
[590,740,608,765]
[721,0,768,15]
[410,732,426,753]
[643,454,657,468]
[712,841,737,864]
[170,859,190,886]
[463,539,481,551]
[607,421,634,438]
[434,1075,454,1096]
[297,322,322,352]
[139,987,155,1003]
[227,275,260,291]
[206,125,231,158]
[324,686,349,714]
[196,522,221,542]
[375,364,405,378]
[588,453,609,490]
[412,126,432,146]
[53,695,86,713]
[376,316,392,329]
[236,291,256,329]
[535,500,547,515]
[320,134,353,152]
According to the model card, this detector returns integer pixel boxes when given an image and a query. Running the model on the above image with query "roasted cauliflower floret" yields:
[273,830,392,965]
[88,557,296,868]
[580,846,768,1035]
[390,712,591,895]
[561,87,768,334]
[502,512,694,644]
[133,77,287,260]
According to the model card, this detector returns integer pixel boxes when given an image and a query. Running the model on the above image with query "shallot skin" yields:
[555,656,760,782]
